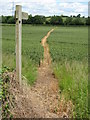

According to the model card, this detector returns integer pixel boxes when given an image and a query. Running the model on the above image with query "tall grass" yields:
[2,53,37,85]
[22,56,37,85]
[53,60,88,118]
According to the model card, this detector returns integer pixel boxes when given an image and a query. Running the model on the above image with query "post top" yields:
[15,5,28,20]
[16,5,22,9]
[16,5,22,7]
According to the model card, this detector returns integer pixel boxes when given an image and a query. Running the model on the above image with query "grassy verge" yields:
[52,60,88,118]
[2,53,37,85]
[22,56,37,85]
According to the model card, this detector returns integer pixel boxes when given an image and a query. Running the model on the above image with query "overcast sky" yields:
[0,0,89,16]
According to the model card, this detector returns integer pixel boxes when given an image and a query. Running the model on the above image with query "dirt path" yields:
[41,29,54,66]
[9,29,72,118]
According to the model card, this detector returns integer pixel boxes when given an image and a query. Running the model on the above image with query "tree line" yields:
[1,14,90,25]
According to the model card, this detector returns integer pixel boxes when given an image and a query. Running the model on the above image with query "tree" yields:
[2,16,7,23]
[50,16,63,25]
[27,14,33,24]
[86,17,90,25]
[64,17,72,25]
[33,15,45,24]
[7,16,15,24]
[46,17,51,25]
[71,18,84,25]
[77,14,81,18]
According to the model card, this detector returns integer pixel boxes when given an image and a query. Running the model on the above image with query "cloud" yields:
[0,0,88,16]
[59,2,88,16]
[60,0,89,2]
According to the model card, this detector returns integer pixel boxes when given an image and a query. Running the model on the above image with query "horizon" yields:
[0,14,88,18]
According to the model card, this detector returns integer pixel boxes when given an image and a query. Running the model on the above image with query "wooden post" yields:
[16,5,22,85]
[15,5,28,85]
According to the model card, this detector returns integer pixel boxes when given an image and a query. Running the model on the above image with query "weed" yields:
[53,61,88,118]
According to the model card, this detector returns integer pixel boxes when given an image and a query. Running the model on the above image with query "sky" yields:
[0,0,89,17]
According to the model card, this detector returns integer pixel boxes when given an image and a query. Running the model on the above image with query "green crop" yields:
[48,27,88,62]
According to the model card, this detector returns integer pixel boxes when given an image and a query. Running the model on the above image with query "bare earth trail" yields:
[41,29,54,65]
[10,29,72,118]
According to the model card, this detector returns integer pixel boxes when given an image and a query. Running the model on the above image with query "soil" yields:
[9,29,73,118]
